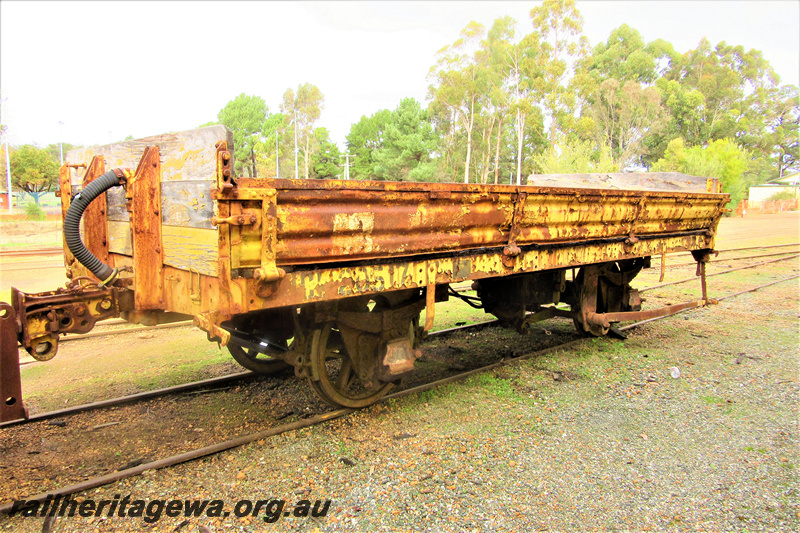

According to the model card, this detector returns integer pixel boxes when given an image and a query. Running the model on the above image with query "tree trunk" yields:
[463,98,475,184]
[516,108,525,185]
[494,115,504,185]
[304,135,310,179]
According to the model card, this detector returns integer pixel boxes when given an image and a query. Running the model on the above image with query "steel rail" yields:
[621,274,800,331]
[666,249,798,268]
[2,274,796,512]
[0,247,63,257]
[714,274,800,302]
[655,242,799,258]
[0,371,257,429]
[58,321,194,344]
[639,254,799,293]
[0,264,67,272]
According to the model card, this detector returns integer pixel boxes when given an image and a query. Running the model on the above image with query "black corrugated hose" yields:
[64,169,126,286]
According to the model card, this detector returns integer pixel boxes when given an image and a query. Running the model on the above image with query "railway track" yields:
[0,247,63,258]
[1,269,797,513]
[4,320,501,429]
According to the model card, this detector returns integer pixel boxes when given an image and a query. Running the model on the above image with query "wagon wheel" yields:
[572,317,608,338]
[227,341,290,374]
[306,322,396,408]
[571,266,610,338]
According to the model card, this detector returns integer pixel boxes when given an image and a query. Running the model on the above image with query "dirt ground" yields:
[0,212,798,532]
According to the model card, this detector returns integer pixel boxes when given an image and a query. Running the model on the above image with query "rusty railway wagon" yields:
[0,126,729,421]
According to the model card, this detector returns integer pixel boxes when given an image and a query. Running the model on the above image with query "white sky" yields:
[1,1,798,150]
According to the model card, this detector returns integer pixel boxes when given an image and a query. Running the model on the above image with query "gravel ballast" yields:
[3,269,797,533]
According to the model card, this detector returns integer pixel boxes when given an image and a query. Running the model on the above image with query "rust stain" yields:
[132,147,165,310]
[82,156,110,270]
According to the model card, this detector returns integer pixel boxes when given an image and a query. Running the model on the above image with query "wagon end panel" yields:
[61,125,232,320]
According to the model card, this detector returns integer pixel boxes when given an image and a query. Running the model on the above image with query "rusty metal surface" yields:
[213,178,728,267]
[526,172,718,192]
[588,300,709,328]
[58,165,77,278]
[132,147,165,310]
[11,285,127,359]
[0,302,27,422]
[144,227,716,324]
[81,156,111,268]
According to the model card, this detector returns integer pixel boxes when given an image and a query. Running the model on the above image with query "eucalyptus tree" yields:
[217,93,268,177]
[527,0,589,143]
[574,25,674,168]
[478,16,520,184]
[345,109,391,179]
[281,83,325,179]
[767,85,799,177]
[427,21,487,183]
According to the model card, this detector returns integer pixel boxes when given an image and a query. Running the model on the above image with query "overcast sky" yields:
[1,1,798,151]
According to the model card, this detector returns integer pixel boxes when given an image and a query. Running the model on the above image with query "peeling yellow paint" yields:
[333,212,375,233]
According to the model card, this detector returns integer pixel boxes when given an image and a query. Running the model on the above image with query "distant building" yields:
[748,172,799,202]
[745,171,799,214]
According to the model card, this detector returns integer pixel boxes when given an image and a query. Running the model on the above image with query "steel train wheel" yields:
[227,342,290,374]
[306,322,395,408]
[571,260,642,337]
[572,317,609,337]
[571,266,610,337]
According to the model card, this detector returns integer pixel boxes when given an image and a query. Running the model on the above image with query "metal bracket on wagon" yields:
[215,140,236,191]
[193,312,232,346]
[11,284,132,361]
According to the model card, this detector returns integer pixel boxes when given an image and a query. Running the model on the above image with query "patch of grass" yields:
[424,297,489,331]
[19,330,240,412]
[335,440,353,458]
[129,345,231,390]
[700,394,725,404]
[23,202,46,221]
[468,373,522,401]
